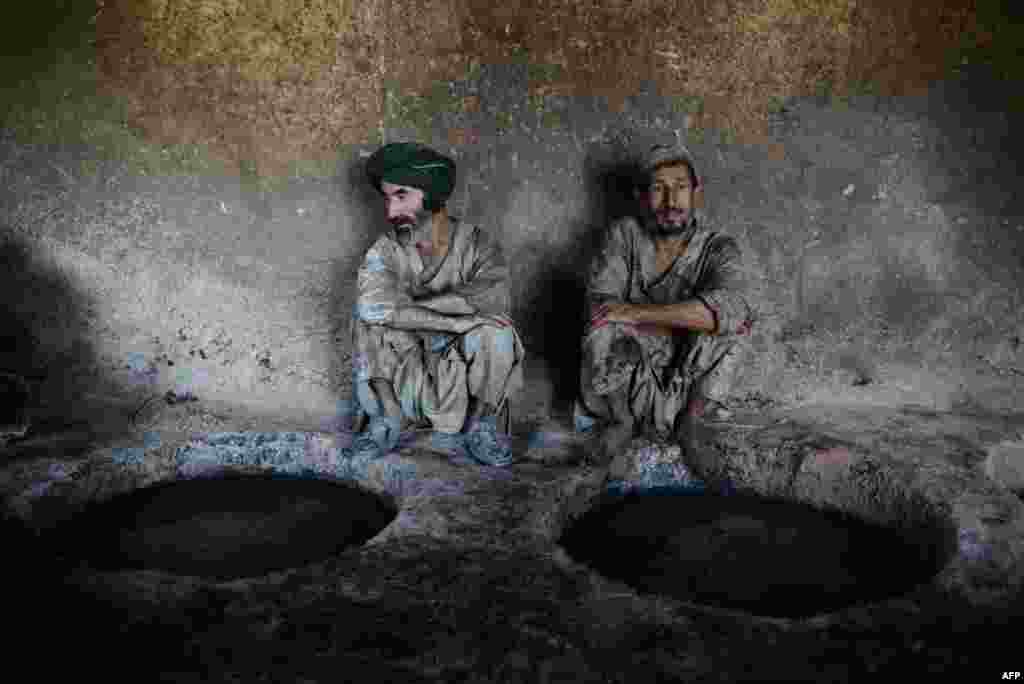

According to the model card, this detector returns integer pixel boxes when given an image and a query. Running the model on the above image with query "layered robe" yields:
[577,216,754,436]
[353,219,524,433]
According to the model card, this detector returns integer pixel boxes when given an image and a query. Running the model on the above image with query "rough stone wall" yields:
[3,0,1023,421]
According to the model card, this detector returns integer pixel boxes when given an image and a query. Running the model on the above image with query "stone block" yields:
[985,441,1024,492]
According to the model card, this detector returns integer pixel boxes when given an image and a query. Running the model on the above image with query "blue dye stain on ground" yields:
[958,529,994,562]
[127,351,159,386]
[173,431,413,481]
[605,480,706,497]
[174,367,208,397]
[127,352,147,371]
[111,446,146,466]
[605,475,737,498]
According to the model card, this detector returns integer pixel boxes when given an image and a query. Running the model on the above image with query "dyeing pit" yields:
[559,490,955,618]
[53,474,396,580]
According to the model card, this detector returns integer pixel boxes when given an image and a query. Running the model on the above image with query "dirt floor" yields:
[3,387,1023,682]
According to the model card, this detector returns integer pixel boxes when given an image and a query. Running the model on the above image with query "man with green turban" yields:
[352,142,524,466]
[575,142,755,469]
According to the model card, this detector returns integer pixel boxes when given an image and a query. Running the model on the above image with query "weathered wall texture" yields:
[95,0,384,175]
[93,0,981,173]
[3,0,1023,423]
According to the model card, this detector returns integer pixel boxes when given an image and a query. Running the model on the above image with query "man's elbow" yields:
[469,287,511,315]
[696,294,754,337]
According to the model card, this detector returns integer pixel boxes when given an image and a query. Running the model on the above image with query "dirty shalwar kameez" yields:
[353,220,524,433]
[578,216,754,436]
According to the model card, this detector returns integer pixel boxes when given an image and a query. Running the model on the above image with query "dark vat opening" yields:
[559,491,955,619]
[52,474,397,580]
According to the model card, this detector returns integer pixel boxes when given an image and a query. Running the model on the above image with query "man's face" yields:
[645,163,696,235]
[381,181,428,229]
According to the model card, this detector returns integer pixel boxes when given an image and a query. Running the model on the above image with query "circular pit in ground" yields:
[55,474,397,580]
[559,491,955,618]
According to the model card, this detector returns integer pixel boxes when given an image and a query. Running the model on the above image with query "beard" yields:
[389,207,433,242]
[651,207,695,236]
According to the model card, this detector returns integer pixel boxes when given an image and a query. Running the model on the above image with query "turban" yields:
[365,142,456,211]
[642,142,702,189]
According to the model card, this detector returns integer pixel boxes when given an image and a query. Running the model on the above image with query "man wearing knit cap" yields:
[352,142,523,466]
[576,142,754,468]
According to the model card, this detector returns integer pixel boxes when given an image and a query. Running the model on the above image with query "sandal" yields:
[464,416,514,467]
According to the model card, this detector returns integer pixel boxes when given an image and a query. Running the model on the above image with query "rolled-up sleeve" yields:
[355,239,411,325]
[694,234,754,337]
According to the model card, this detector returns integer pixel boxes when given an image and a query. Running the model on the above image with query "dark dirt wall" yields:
[2,0,1023,422]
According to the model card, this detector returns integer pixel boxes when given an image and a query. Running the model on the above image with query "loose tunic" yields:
[353,219,524,433]
[577,216,754,436]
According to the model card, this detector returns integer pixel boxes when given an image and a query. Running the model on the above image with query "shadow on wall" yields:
[925,63,1024,278]
[0,229,100,420]
[324,151,388,419]
[515,146,648,406]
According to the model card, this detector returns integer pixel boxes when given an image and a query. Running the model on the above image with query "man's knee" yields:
[462,323,521,362]
[697,338,748,402]
[585,337,645,398]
